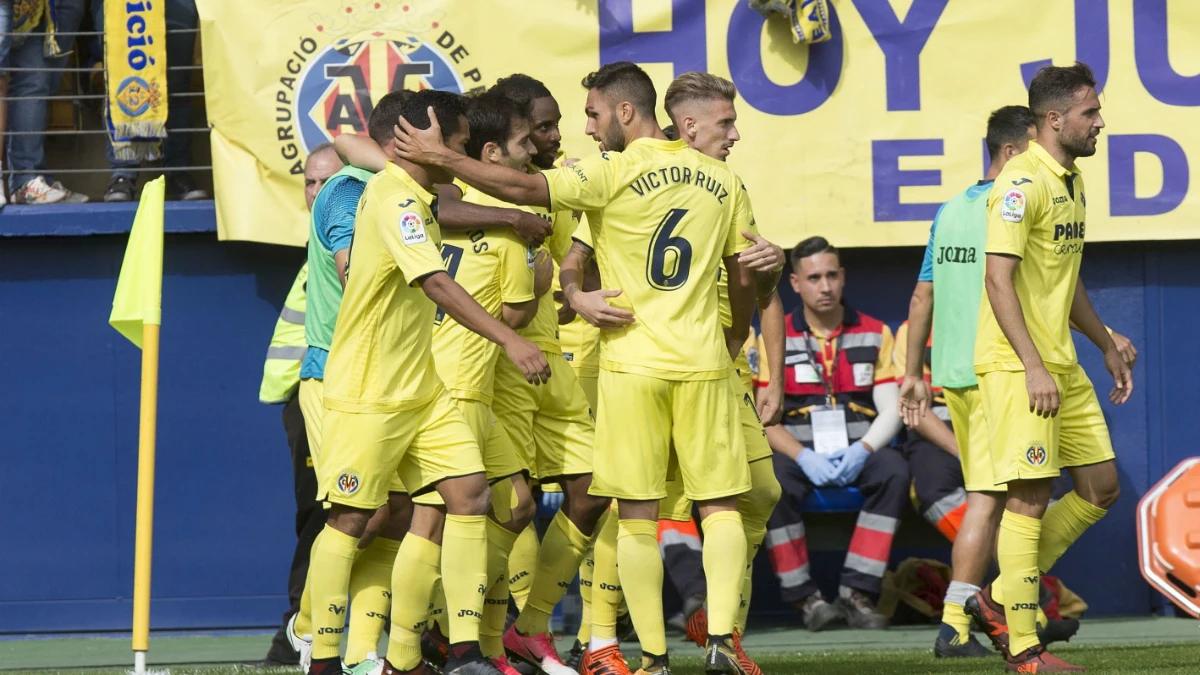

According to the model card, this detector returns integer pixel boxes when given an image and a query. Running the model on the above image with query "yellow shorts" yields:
[944,386,999,492]
[977,365,1115,484]
[592,369,750,502]
[575,373,599,412]
[299,378,328,481]
[659,369,769,518]
[493,351,594,482]
[319,387,485,509]
[454,398,527,482]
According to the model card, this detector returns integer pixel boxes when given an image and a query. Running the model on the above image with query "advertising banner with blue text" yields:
[198,0,1200,248]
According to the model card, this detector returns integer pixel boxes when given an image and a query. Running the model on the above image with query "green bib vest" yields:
[931,181,991,389]
[305,165,375,353]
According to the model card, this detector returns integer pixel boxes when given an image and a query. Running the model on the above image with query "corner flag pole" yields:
[132,322,160,675]
[108,176,166,675]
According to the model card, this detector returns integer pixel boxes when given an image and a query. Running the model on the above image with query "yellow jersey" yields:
[323,163,448,413]
[975,141,1087,375]
[545,138,754,381]
[519,207,579,354]
[431,184,537,405]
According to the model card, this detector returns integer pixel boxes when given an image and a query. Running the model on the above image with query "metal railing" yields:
[0,26,210,196]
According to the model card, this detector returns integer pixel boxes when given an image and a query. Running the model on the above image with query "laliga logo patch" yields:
[1001,189,1026,222]
[115,76,161,118]
[337,472,361,495]
[1026,443,1047,467]
[399,211,427,245]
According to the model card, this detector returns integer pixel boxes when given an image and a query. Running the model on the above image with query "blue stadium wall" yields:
[1,203,1196,633]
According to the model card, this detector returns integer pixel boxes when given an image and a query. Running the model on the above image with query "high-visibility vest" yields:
[259,264,308,404]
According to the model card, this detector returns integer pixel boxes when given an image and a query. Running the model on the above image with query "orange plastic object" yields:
[1137,458,1200,617]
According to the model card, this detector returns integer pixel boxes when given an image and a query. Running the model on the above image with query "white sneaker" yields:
[51,180,89,203]
[12,176,67,204]
[347,653,384,675]
[287,612,314,672]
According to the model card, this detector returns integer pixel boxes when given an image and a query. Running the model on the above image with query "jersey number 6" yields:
[646,208,693,291]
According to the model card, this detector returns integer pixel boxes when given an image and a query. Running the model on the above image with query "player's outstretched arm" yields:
[900,281,934,426]
[985,253,1059,418]
[420,272,551,384]
[756,290,786,426]
[723,254,756,360]
[1069,279,1133,405]
[394,108,551,208]
[334,133,387,172]
[436,183,552,247]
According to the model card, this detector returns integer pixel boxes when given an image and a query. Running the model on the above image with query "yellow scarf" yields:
[104,0,168,161]
[749,0,833,45]
[12,0,68,58]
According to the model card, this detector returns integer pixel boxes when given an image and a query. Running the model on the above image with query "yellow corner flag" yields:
[110,176,165,347]
[109,175,165,674]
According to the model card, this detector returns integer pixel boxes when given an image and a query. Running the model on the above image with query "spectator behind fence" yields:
[94,0,207,202]
[758,237,907,632]
[6,0,88,204]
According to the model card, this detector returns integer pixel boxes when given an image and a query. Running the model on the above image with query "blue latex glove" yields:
[541,490,564,511]
[827,441,870,486]
[796,448,839,486]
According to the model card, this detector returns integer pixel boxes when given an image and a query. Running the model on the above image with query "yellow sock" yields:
[591,508,621,643]
[345,536,400,664]
[443,514,489,644]
[1038,491,1107,574]
[430,583,447,635]
[577,547,596,644]
[1037,605,1049,629]
[998,511,1042,655]
[482,519,520,657]
[736,523,766,633]
[942,602,972,642]
[310,527,360,660]
[508,524,539,612]
[515,510,591,635]
[293,530,323,637]
[991,579,1005,605]
[701,511,746,637]
[617,519,666,656]
[388,534,442,669]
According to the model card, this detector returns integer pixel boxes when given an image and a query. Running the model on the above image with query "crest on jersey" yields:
[1001,189,1026,222]
[274,2,484,173]
[399,211,427,245]
[337,472,361,495]
[1026,443,1047,467]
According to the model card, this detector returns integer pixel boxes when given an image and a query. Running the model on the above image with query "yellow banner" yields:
[197,0,1200,248]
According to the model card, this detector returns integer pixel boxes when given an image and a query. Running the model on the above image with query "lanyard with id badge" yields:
[798,333,850,455]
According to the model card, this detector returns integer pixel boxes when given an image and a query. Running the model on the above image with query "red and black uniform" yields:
[760,305,909,602]
[894,321,969,542]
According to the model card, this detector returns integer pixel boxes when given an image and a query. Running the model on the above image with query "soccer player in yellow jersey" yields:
[391,61,762,675]
[659,72,787,675]
[425,91,558,675]
[966,62,1131,674]
[308,89,550,675]
[467,79,612,675]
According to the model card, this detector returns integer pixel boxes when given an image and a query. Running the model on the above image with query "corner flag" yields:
[110,176,165,347]
[108,175,165,674]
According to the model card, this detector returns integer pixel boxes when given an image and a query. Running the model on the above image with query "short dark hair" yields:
[491,73,553,116]
[985,105,1035,161]
[790,236,839,270]
[367,90,413,146]
[398,89,469,142]
[1028,62,1097,126]
[581,61,657,118]
[466,91,523,160]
